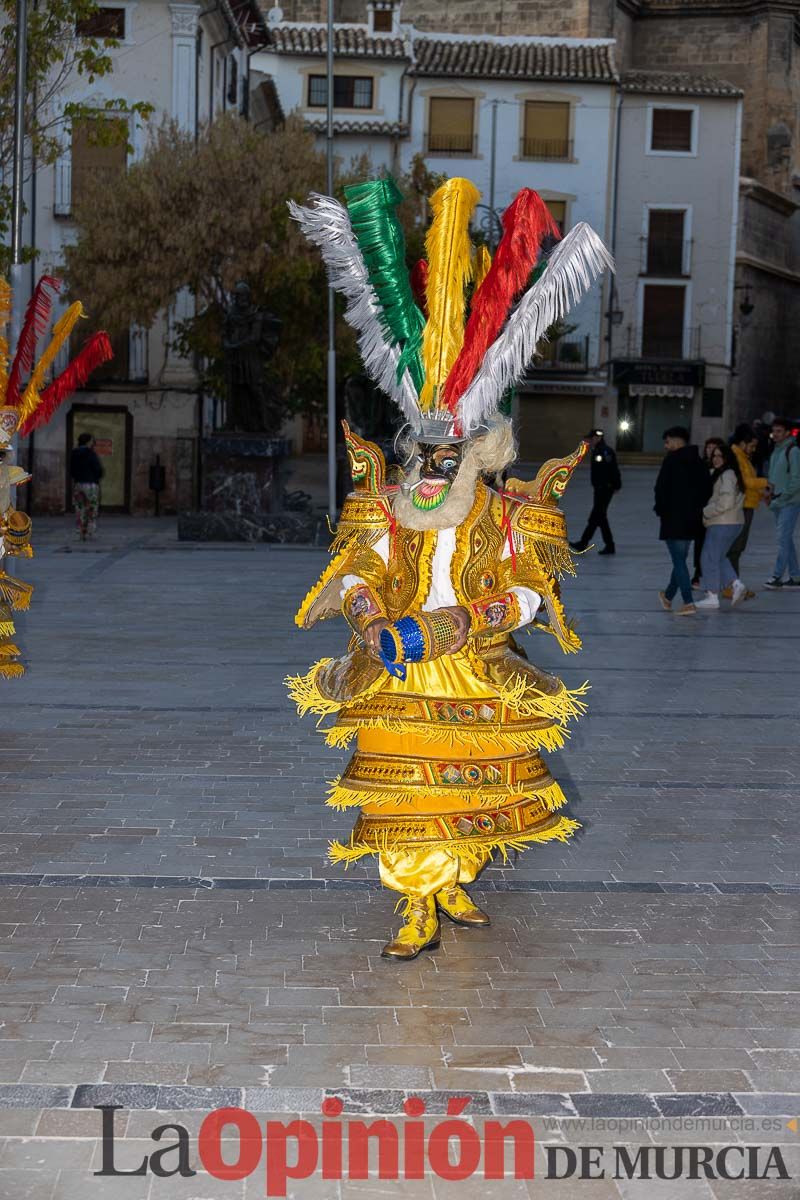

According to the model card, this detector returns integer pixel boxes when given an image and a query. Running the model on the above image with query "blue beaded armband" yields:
[379,615,427,665]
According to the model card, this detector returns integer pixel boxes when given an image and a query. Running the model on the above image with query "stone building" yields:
[258,2,743,456]
[257,15,623,458]
[276,0,800,432]
[14,0,268,515]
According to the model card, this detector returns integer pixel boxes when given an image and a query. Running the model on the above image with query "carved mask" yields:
[410,442,463,512]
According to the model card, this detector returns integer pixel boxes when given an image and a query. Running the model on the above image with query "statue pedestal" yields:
[177,434,318,542]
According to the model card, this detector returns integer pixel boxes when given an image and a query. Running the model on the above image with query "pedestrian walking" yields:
[654,426,711,615]
[728,424,768,584]
[695,444,746,609]
[764,415,800,589]
[691,437,726,587]
[569,429,621,555]
[69,432,103,541]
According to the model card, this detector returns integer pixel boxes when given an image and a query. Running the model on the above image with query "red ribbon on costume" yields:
[500,492,517,574]
[378,498,397,561]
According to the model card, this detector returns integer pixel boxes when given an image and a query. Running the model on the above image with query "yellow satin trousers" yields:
[378,846,492,897]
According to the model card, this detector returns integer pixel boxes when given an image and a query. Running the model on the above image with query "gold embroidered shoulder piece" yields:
[499,493,581,654]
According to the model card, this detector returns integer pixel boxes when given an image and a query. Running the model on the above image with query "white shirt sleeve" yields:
[510,586,541,628]
[499,535,541,628]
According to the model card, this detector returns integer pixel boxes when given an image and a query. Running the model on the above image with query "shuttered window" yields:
[642,285,685,358]
[76,6,125,37]
[646,210,686,275]
[522,101,571,160]
[70,117,127,216]
[427,97,475,155]
[651,108,693,152]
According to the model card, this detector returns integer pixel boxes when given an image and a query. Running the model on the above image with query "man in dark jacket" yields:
[570,429,622,555]
[654,425,711,615]
[69,432,104,541]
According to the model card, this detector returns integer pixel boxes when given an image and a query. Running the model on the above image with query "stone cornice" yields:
[740,175,799,215]
[630,0,800,18]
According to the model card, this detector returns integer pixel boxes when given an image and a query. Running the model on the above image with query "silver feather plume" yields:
[456,223,614,436]
[288,193,421,425]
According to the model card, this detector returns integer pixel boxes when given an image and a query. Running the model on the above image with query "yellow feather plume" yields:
[17,301,85,426]
[0,278,11,400]
[474,244,492,291]
[419,177,480,410]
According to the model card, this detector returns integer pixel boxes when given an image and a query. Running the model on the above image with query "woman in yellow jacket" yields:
[729,423,769,578]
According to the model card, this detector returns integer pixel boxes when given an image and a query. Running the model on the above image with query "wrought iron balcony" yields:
[624,325,702,361]
[529,335,591,372]
[519,136,573,161]
[423,131,478,157]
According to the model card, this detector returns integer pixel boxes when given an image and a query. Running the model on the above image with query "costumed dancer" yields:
[0,276,112,677]
[287,178,612,959]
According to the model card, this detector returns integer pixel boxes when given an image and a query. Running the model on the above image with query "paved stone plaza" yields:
[0,467,798,1199]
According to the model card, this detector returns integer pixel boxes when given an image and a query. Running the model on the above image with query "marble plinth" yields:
[177,509,320,543]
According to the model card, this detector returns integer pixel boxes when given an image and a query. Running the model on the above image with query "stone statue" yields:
[222,282,282,433]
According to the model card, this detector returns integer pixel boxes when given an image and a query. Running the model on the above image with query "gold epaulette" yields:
[503,493,575,580]
[329,490,394,555]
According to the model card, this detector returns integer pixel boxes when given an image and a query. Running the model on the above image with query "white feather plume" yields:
[457,223,614,435]
[288,193,420,425]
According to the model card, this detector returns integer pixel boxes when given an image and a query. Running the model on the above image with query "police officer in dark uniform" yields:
[570,429,622,555]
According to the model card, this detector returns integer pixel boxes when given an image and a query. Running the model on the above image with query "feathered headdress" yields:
[0,275,113,447]
[289,177,612,443]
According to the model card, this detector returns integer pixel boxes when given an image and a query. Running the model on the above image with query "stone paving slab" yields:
[1,469,798,1197]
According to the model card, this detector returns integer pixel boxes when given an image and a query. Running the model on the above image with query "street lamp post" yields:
[325,0,337,522]
[10,0,29,349]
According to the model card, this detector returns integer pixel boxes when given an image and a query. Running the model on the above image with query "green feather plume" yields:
[344,178,426,395]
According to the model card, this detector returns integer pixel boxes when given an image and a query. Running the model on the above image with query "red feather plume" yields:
[410,259,429,317]
[19,333,114,437]
[5,276,62,407]
[441,190,560,414]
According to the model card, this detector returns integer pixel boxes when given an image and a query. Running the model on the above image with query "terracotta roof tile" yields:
[265,24,406,59]
[410,38,617,83]
[622,70,743,98]
[304,118,409,136]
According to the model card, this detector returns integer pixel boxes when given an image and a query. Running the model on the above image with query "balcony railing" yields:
[519,136,572,161]
[423,131,477,157]
[624,325,702,360]
[641,235,692,276]
[530,335,590,372]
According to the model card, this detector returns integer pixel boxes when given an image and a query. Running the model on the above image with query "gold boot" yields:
[381,895,440,961]
[436,884,491,927]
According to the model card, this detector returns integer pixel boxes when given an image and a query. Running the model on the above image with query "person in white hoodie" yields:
[696,443,746,609]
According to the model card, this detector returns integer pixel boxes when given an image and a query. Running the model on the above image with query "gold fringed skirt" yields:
[0,599,24,679]
[318,652,582,867]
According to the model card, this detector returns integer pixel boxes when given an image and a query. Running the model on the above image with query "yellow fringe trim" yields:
[0,642,21,659]
[323,716,568,754]
[0,662,25,679]
[325,777,567,813]
[490,674,589,723]
[285,658,386,720]
[0,572,33,611]
[0,619,16,637]
[328,815,581,867]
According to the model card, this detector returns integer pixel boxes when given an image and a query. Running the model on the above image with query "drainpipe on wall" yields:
[606,85,623,388]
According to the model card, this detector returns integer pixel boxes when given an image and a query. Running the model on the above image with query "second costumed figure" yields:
[288,176,612,959]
